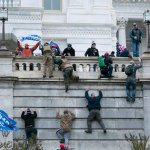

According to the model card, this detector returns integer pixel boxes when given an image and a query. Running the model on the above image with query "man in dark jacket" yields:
[100,52,113,78]
[125,59,142,102]
[62,44,75,56]
[129,23,142,57]
[85,89,106,134]
[85,42,99,57]
[21,108,37,139]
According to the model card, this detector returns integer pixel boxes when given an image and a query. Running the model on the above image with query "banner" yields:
[49,41,60,54]
[0,110,18,131]
[20,34,41,42]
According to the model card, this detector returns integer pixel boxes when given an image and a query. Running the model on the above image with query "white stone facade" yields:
[0,0,149,55]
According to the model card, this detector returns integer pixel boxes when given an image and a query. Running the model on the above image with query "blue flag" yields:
[0,110,19,131]
[49,41,60,55]
[20,35,41,42]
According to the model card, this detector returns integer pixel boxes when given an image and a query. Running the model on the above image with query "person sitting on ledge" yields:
[21,108,37,139]
[84,89,107,134]
[125,59,142,102]
[16,40,40,57]
[117,45,132,59]
[98,52,113,78]
[54,56,79,92]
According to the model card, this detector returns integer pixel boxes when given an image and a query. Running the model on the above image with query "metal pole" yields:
[148,22,150,51]
[2,18,5,42]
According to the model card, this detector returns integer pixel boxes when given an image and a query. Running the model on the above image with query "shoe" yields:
[85,130,92,133]
[60,139,65,143]
[131,97,135,102]
[43,75,46,78]
[65,85,68,93]
[49,75,54,78]
[126,97,130,102]
[103,130,107,134]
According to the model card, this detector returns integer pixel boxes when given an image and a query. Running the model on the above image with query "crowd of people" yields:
[19,23,143,150]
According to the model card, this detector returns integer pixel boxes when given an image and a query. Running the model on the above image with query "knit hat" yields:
[51,44,57,48]
[104,52,110,56]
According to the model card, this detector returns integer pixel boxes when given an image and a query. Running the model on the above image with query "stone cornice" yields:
[113,0,150,3]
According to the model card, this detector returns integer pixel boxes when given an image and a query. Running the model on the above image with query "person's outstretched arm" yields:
[31,41,40,52]
[33,111,37,118]
[21,111,25,119]
[56,112,61,119]
[85,90,90,101]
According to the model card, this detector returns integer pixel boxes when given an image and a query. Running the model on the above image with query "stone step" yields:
[14,129,143,140]
[14,97,143,108]
[15,118,143,129]
[36,140,131,150]
[14,89,142,97]
[14,108,143,119]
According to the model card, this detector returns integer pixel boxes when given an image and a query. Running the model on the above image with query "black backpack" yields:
[125,65,134,76]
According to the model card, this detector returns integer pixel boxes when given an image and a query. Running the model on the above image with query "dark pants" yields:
[63,67,79,91]
[126,78,136,98]
[101,64,113,77]
[87,110,106,131]
[25,127,37,139]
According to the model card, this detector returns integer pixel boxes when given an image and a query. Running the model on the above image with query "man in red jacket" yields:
[16,40,40,56]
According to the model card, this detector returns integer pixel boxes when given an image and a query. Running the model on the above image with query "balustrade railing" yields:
[0,0,20,7]
[13,56,142,79]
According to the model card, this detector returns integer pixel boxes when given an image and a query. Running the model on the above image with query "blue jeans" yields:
[56,129,70,145]
[132,42,140,57]
[126,79,136,98]
[25,127,37,139]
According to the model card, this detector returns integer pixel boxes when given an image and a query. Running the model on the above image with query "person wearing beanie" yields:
[125,58,142,102]
[85,42,99,57]
[21,108,37,139]
[62,44,75,56]
[40,42,54,78]
[99,52,113,78]
[51,44,61,56]
[84,89,106,134]
[129,23,142,57]
[56,110,75,149]
[16,40,40,56]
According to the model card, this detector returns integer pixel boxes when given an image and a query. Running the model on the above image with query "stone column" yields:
[0,51,17,145]
[141,53,150,136]
[117,17,127,47]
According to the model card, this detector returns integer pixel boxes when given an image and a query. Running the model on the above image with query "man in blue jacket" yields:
[85,89,106,134]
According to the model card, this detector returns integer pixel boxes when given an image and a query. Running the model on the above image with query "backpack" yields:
[98,56,106,68]
[125,65,134,76]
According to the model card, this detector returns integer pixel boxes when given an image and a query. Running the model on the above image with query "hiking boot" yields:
[65,85,69,93]
[60,139,65,143]
[103,129,107,134]
[85,129,92,133]
[43,75,46,78]
[131,97,135,102]
[126,97,130,102]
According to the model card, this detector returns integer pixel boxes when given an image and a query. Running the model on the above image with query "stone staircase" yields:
[13,79,144,150]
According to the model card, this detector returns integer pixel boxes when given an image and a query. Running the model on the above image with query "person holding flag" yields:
[15,35,41,57]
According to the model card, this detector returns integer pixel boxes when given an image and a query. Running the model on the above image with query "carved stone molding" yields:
[113,0,150,3]
[42,27,112,38]
[117,17,127,28]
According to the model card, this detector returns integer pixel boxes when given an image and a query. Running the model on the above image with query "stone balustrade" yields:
[0,0,20,7]
[13,56,142,79]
